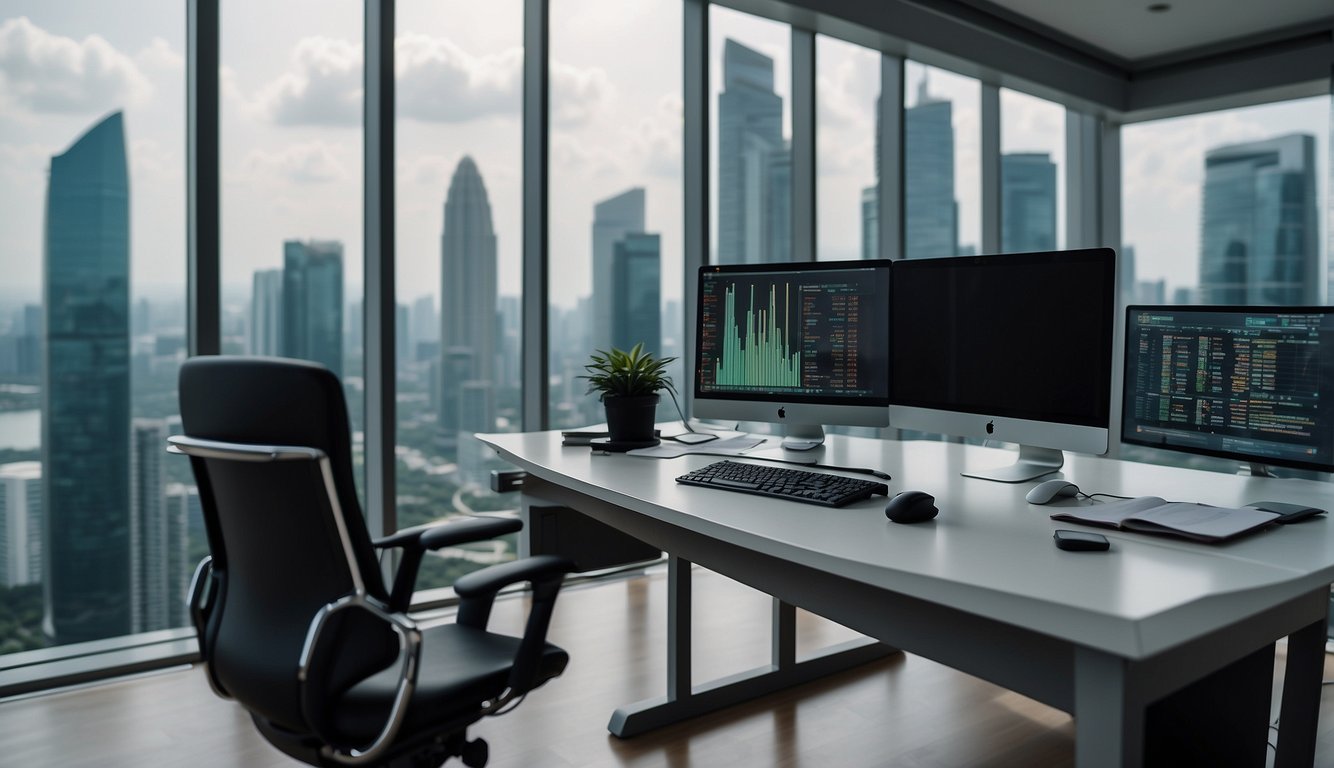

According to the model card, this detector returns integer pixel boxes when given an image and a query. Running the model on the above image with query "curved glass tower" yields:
[42,112,131,644]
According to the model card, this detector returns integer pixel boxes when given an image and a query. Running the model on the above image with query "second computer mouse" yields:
[885,491,938,524]
[1026,479,1081,505]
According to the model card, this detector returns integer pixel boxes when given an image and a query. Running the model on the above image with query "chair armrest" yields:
[454,555,574,697]
[374,516,523,611]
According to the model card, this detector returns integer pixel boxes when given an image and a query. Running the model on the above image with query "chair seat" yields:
[332,623,569,746]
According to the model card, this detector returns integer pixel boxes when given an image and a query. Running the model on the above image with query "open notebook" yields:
[1050,496,1280,543]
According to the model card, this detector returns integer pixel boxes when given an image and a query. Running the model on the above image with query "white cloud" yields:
[396,34,521,123]
[550,61,612,126]
[135,37,184,75]
[0,16,151,114]
[628,94,682,179]
[255,36,362,127]
[242,142,349,185]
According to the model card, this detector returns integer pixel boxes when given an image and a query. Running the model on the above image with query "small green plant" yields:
[582,343,677,400]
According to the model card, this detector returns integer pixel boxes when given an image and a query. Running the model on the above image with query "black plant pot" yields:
[603,394,661,446]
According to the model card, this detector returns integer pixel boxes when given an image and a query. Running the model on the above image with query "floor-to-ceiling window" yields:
[220,0,365,511]
[392,1,524,590]
[0,1,187,657]
[547,0,684,430]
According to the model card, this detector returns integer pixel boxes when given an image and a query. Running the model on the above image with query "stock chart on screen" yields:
[697,264,889,400]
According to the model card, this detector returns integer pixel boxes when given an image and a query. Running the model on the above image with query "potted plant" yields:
[582,343,677,447]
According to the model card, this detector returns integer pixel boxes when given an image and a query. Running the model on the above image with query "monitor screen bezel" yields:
[1120,303,1334,473]
[692,259,893,410]
[885,248,1117,456]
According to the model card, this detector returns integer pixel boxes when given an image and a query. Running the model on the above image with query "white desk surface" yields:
[480,431,1334,660]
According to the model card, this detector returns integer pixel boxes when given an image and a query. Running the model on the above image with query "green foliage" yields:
[0,584,48,653]
[581,343,677,400]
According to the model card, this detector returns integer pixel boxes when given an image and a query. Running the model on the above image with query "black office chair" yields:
[171,356,571,768]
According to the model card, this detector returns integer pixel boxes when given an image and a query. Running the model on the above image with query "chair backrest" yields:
[179,356,394,732]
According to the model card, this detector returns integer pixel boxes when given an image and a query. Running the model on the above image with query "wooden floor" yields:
[2,566,1332,767]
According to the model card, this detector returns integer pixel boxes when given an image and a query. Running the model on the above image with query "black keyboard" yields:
[676,460,890,507]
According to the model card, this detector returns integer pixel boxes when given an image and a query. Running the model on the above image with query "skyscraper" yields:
[0,462,42,588]
[282,240,344,376]
[611,232,661,355]
[718,39,787,265]
[860,186,878,261]
[1199,134,1318,305]
[440,157,497,444]
[130,419,183,634]
[905,80,958,259]
[248,268,282,356]
[43,111,131,644]
[591,188,646,353]
[1001,152,1057,253]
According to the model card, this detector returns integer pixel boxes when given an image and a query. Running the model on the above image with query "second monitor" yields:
[889,248,1118,482]
[693,260,892,449]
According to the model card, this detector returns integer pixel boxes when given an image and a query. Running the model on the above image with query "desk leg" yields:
[1274,617,1326,768]
[1075,648,1144,768]
[608,557,895,738]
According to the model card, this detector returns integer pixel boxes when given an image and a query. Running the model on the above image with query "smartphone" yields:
[1053,529,1109,552]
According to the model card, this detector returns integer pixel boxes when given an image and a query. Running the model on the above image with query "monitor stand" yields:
[960,445,1063,483]
[781,425,826,451]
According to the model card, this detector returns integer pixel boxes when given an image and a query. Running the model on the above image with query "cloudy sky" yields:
[0,0,1327,322]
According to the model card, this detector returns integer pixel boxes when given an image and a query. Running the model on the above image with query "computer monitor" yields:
[1122,305,1334,476]
[888,248,1117,482]
[692,260,892,450]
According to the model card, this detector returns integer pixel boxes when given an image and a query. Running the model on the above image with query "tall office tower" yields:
[282,240,344,377]
[439,347,475,451]
[1199,134,1318,305]
[0,462,42,588]
[439,156,498,443]
[1120,245,1137,306]
[860,186,878,260]
[456,381,496,485]
[43,112,132,645]
[591,188,646,353]
[718,39,784,265]
[905,80,958,259]
[765,144,792,262]
[396,303,411,370]
[163,483,196,629]
[130,419,174,633]
[610,233,662,354]
[248,268,283,356]
[1001,152,1057,253]
[410,295,438,360]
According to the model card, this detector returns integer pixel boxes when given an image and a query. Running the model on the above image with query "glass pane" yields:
[394,1,524,590]
[0,2,186,653]
[221,0,364,496]
[1123,97,1330,307]
[711,8,791,266]
[548,0,684,431]
[816,35,878,262]
[1000,88,1064,253]
[904,62,981,259]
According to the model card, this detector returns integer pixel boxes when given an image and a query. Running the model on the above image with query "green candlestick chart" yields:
[713,282,801,387]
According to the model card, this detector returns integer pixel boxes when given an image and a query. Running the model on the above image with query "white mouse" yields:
[1026,479,1081,504]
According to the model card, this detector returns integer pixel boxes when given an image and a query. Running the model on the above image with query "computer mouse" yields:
[885,490,938,524]
[1026,479,1081,505]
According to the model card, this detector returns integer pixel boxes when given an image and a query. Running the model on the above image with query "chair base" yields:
[254,715,487,768]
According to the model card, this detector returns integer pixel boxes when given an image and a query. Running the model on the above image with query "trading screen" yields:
[1123,308,1334,469]
[696,265,889,400]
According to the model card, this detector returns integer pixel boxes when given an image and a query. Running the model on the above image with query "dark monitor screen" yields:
[1122,306,1334,472]
[889,249,1116,429]
[694,260,891,406]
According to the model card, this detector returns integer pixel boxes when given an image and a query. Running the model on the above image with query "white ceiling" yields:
[983,0,1334,62]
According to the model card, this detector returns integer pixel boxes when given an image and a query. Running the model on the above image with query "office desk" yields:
[478,431,1332,768]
